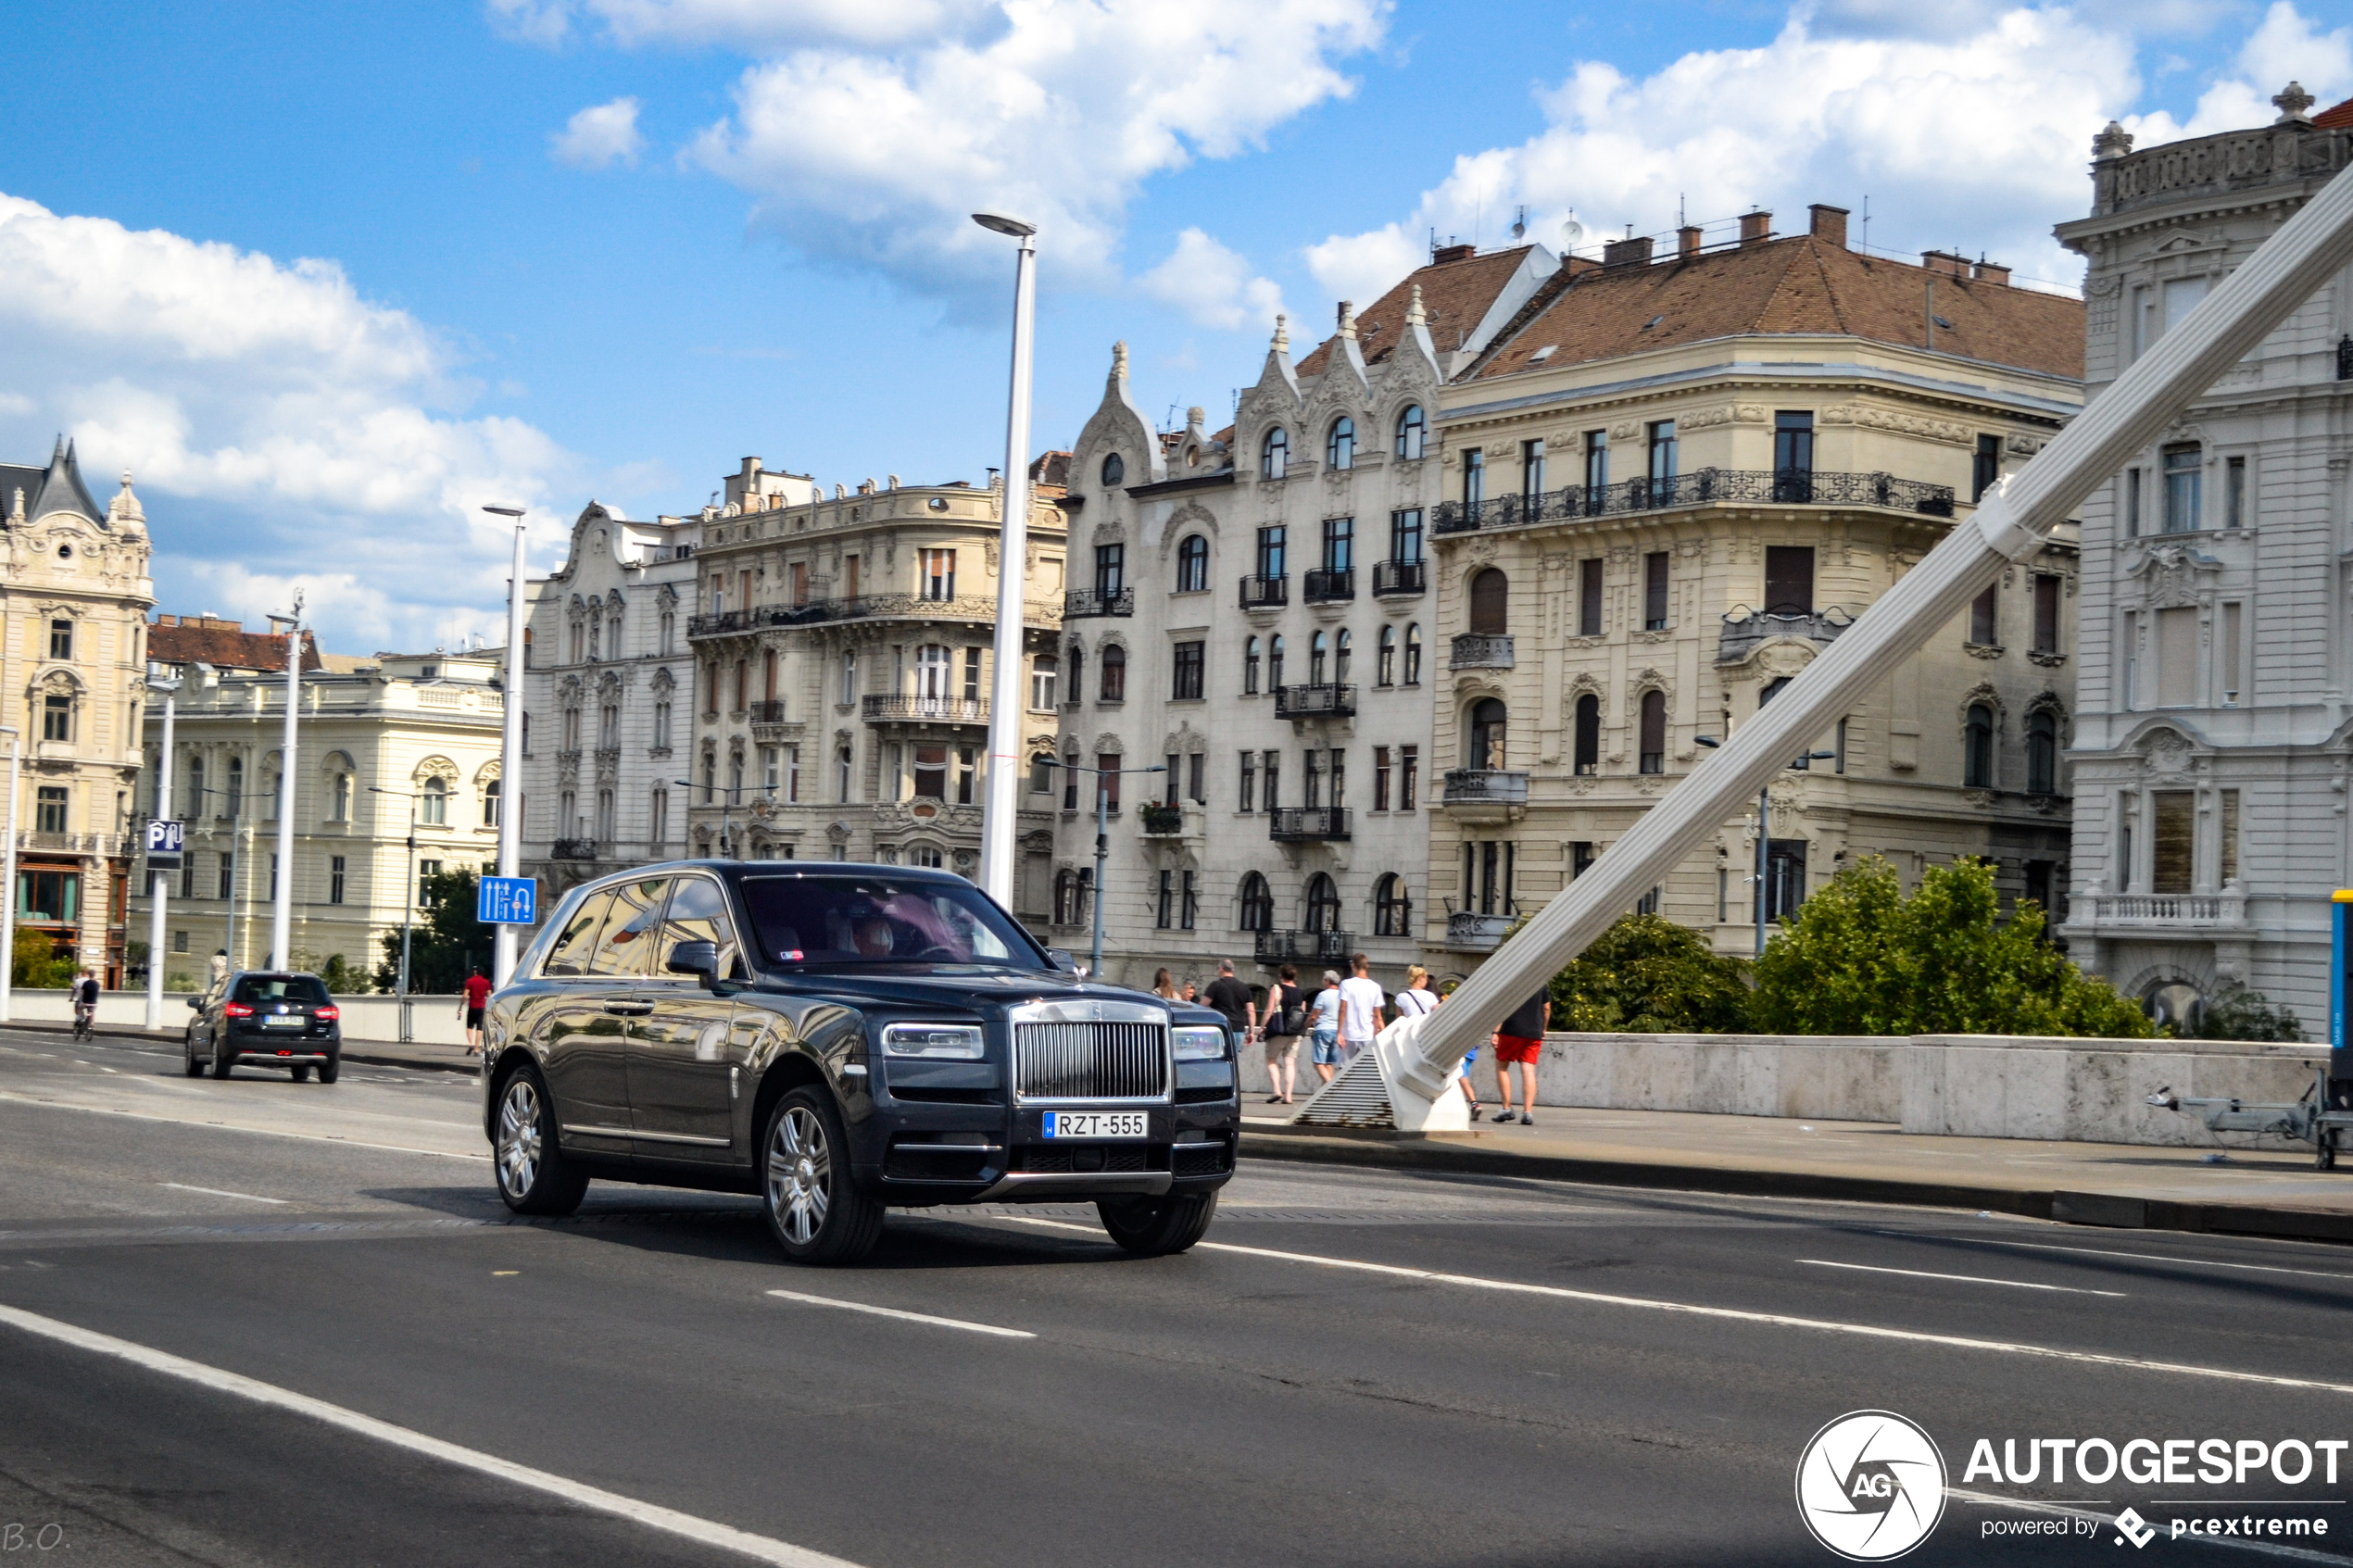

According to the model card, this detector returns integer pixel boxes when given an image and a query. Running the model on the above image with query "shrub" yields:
[1544,912,1751,1034]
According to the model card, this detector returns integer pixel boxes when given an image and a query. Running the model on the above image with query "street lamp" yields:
[972,211,1038,908]
[1696,735,1835,957]
[1050,758,1164,978]
[484,505,527,986]
[0,726,19,1022]
[369,785,421,1040]
[674,778,745,859]
[143,677,182,1028]
[265,591,304,972]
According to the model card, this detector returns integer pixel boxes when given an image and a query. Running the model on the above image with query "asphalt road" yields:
[6,1028,2353,1566]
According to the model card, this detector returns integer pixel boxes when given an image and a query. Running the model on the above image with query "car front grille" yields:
[1016,1147,1151,1174]
[1173,1141,1232,1177]
[1013,1020,1170,1103]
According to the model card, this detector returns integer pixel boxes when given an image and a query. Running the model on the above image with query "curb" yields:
[0,1018,478,1077]
[1239,1126,2353,1248]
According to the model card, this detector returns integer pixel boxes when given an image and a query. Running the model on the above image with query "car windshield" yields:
[233,975,331,1005]
[737,874,1046,972]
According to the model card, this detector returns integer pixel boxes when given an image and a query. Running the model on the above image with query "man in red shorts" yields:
[1491,986,1550,1126]
[459,967,493,1057]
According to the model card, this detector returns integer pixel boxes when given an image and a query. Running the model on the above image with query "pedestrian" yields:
[1394,963,1477,1120]
[71,967,99,1039]
[460,967,493,1057]
[1491,985,1550,1126]
[1307,970,1342,1083]
[1202,958,1255,1048]
[1151,967,1178,1000]
[1337,953,1385,1066]
[1179,979,1199,1004]
[1260,963,1302,1105]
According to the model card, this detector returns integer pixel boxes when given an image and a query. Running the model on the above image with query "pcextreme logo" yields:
[1796,1410,1949,1561]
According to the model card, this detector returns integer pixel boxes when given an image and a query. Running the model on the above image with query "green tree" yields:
[1750,855,2154,1038]
[1543,912,1752,1034]
[11,926,72,989]
[2184,984,2303,1043]
[375,869,494,994]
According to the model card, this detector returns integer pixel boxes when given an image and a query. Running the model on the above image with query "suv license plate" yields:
[1042,1111,1147,1140]
[263,1015,307,1029]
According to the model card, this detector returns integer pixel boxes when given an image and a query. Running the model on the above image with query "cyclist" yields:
[71,968,99,1040]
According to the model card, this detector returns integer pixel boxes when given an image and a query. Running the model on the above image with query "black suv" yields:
[184,971,343,1082]
[482,861,1239,1264]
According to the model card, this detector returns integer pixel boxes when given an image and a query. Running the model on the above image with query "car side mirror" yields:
[1046,948,1081,974]
[186,997,203,1010]
[667,939,719,987]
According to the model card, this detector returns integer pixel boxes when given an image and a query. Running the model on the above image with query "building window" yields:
[761,746,782,794]
[34,784,66,834]
[1095,753,1122,812]
[1373,746,1391,810]
[1302,748,1322,809]
[1093,543,1124,597]
[1521,438,1545,505]
[1267,634,1285,689]
[1579,558,1604,637]
[653,700,672,751]
[1469,698,1507,771]
[839,649,858,707]
[483,780,500,827]
[2152,789,2195,894]
[1239,750,1256,812]
[1574,694,1601,776]
[218,853,233,902]
[1327,416,1355,470]
[1255,524,1286,581]
[1172,641,1205,700]
[921,547,957,600]
[1468,569,1508,635]
[1835,717,1848,774]
[330,771,351,822]
[1187,751,1204,805]
[421,778,447,825]
[2026,709,2057,796]
[226,758,243,818]
[1063,750,1080,812]
[1333,629,1352,684]
[1639,691,1667,774]
[1176,534,1208,593]
[2162,445,2201,533]
[1461,448,1484,510]
[1305,873,1341,934]
[1395,404,1426,459]
[1643,552,1670,630]
[2125,468,2142,537]
[1309,632,1328,684]
[963,646,982,703]
[1964,704,1994,789]
[1155,870,1174,930]
[2225,455,2246,528]
[2032,574,2061,654]
[1973,433,2001,502]
[1374,873,1411,937]
[1969,584,1998,646]
[1239,872,1273,933]
[42,693,70,743]
[1403,624,1422,685]
[1377,626,1396,687]
[47,618,71,660]
[1063,642,1082,705]
[1773,410,1815,498]
[1262,749,1281,810]
[1390,508,1424,565]
[1647,420,1678,500]
[1322,515,1353,575]
[1580,430,1605,500]
[20,868,79,922]
[659,613,675,655]
[913,744,948,801]
[1243,637,1261,695]
[1099,645,1126,703]
[650,787,668,846]
[1030,655,1058,710]
[1261,426,1289,480]
[1400,746,1418,811]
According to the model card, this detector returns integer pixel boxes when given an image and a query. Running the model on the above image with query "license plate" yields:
[262,1014,307,1028]
[1042,1111,1148,1139]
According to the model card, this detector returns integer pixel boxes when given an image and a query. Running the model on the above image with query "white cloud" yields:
[550,96,646,169]
[2133,1,2353,142]
[0,192,580,651]
[1137,228,1285,332]
[494,0,993,49]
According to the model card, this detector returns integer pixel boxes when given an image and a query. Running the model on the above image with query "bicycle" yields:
[70,1006,94,1043]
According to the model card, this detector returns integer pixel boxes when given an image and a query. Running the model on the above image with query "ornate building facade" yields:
[2053,87,2353,1026]
[0,440,156,985]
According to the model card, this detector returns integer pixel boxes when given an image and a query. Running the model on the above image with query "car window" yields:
[589,877,669,978]
[233,975,331,1005]
[540,890,615,978]
[659,875,743,980]
[737,874,1043,970]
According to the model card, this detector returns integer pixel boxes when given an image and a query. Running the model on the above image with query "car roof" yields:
[575,859,972,897]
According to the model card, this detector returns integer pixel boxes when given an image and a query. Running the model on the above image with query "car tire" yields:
[183,1035,204,1077]
[290,1063,312,1083]
[317,1053,339,1085]
[1098,1190,1218,1257]
[493,1065,586,1216]
[761,1087,882,1266]
[211,1046,234,1080]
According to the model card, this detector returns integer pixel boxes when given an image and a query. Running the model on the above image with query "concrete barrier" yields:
[1243,1027,2325,1148]
[13,989,471,1047]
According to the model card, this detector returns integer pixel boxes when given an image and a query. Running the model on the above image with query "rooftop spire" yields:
[1405,284,1427,327]
[2275,81,2316,124]
[1271,313,1290,354]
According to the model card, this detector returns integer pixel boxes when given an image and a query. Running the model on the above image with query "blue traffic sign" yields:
[145,819,184,855]
[478,875,537,925]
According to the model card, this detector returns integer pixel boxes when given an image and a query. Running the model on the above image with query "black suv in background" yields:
[185,972,343,1082]
[483,861,1239,1264]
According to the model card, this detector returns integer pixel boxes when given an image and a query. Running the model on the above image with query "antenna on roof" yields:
[1560,209,1584,255]
[1861,194,1870,252]
[1511,206,1527,241]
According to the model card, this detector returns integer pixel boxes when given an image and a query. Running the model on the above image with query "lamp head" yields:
[972,213,1038,239]
[482,504,526,519]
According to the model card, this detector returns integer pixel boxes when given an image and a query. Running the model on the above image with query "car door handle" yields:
[603,1000,654,1017]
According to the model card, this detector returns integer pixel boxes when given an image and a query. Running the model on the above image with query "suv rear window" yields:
[738,875,1044,971]
[233,975,331,1005]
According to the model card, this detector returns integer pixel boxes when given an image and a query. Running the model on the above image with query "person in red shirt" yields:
[460,969,493,1056]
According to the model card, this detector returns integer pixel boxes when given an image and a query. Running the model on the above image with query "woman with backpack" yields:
[1260,963,1303,1105]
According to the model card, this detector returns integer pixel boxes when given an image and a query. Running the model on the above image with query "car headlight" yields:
[1172,1024,1227,1062]
[880,1022,987,1060]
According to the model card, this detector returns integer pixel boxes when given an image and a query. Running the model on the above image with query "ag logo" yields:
[1795,1410,1946,1561]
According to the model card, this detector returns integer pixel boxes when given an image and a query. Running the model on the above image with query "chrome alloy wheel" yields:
[766,1105,831,1246]
[497,1077,544,1198]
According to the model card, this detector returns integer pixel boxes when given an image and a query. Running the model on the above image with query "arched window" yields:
[226,757,244,818]
[1965,704,1995,788]
[1574,694,1601,775]
[1395,405,1427,460]
[1309,631,1328,684]
[1065,641,1083,704]
[1374,873,1412,937]
[733,659,749,712]
[2026,709,2057,796]
[1176,534,1208,593]
[1261,426,1289,481]
[483,779,501,828]
[1239,872,1274,933]
[1334,628,1352,684]
[1243,636,1261,694]
[1099,644,1127,702]
[1639,691,1667,774]
[1403,624,1422,684]
[1469,698,1507,771]
[1327,416,1355,470]
[1305,872,1341,934]
[595,788,615,842]
[915,644,951,702]
[1268,634,1286,689]
[1101,451,1125,488]
[422,776,448,825]
[1469,568,1509,634]
[659,612,675,656]
[1377,625,1397,686]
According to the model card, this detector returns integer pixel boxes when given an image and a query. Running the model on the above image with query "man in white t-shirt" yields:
[1337,953,1386,1064]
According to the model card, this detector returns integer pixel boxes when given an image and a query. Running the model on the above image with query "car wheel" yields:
[183,1035,204,1077]
[211,1045,234,1080]
[290,1063,312,1083]
[761,1087,882,1266]
[317,1053,339,1085]
[1098,1190,1218,1257]
[493,1067,587,1216]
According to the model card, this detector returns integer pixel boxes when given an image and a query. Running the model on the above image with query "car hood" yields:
[747,969,1221,1025]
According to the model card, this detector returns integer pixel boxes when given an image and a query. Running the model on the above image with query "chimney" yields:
[1602,235,1654,268]
[1807,204,1849,248]
[1739,210,1771,247]
[1972,259,2011,287]
[1921,250,1969,278]
[1677,224,1703,259]
[1430,243,1477,264]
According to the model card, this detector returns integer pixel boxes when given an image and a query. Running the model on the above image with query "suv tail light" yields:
[223,1002,254,1017]
[314,1006,339,1022]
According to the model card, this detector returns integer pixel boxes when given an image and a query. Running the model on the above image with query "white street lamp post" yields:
[0,727,19,1022]
[267,591,303,972]
[145,684,179,1028]
[484,506,527,987]
[973,211,1038,907]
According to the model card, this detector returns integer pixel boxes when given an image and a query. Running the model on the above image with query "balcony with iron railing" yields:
[1432,468,1956,536]
[1064,586,1134,619]
[689,593,1056,637]
[1441,770,1529,807]
[862,695,989,725]
[1371,559,1426,596]
[550,838,599,860]
[1254,929,1353,964]
[1445,911,1515,952]
[1239,574,1289,610]
[1450,633,1515,670]
[1718,606,1856,665]
[1267,807,1351,843]
[1138,802,1186,837]
[1302,568,1355,604]
[1274,683,1356,721]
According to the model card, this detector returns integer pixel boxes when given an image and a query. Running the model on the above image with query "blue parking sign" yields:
[477,875,536,925]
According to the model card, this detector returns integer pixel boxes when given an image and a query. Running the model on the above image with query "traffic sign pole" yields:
[145,695,175,1030]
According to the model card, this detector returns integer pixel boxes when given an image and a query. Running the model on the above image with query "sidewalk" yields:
[1240,1105,2353,1245]
[3,1018,479,1075]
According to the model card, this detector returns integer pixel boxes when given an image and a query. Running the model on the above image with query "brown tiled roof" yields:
[149,616,325,673]
[2315,95,2353,130]
[1471,234,2083,383]
[1028,449,1073,495]
[1293,245,1543,377]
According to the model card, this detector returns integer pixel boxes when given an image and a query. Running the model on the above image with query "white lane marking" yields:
[1911,1234,2353,1285]
[98,1066,118,1074]
[0,1304,865,1568]
[159,1183,289,1206]
[764,1288,1034,1339]
[1947,1488,2347,1563]
[995,1217,2353,1397]
[0,1091,489,1162]
[1797,1258,2127,1298]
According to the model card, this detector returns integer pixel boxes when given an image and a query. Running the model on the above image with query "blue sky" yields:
[0,0,2344,652]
